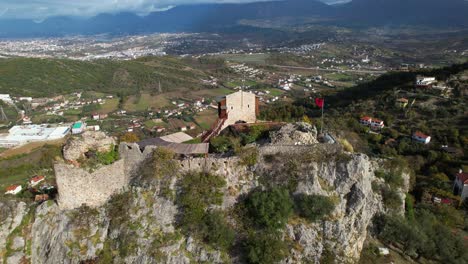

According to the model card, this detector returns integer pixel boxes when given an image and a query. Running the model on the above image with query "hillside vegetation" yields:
[0,57,208,97]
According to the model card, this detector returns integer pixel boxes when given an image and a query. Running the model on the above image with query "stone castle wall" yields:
[55,160,127,210]
[55,141,336,210]
[55,143,150,210]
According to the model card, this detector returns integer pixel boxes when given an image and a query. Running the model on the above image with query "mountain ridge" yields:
[0,0,467,37]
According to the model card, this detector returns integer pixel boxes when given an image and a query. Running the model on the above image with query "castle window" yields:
[248,104,250,108]
[231,106,233,110]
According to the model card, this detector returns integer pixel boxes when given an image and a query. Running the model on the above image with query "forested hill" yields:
[0,57,208,97]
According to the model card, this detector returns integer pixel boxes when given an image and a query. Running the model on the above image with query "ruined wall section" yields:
[56,142,157,210]
[55,160,127,210]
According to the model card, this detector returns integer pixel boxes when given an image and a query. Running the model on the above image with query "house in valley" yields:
[412,131,431,144]
[453,171,468,201]
[30,175,45,187]
[5,185,22,195]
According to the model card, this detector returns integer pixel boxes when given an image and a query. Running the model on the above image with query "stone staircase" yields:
[202,117,227,143]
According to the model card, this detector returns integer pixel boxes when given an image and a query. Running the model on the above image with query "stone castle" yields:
[217,90,259,130]
[55,123,320,210]
[32,123,410,263]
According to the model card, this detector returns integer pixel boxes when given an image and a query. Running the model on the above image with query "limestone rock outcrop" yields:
[0,123,410,263]
[63,131,116,161]
[0,201,29,263]
[269,122,318,145]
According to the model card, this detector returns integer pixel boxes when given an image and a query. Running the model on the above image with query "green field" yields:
[219,53,270,65]
[194,109,217,130]
[225,79,258,88]
[99,98,119,114]
[124,93,172,112]
[0,144,61,193]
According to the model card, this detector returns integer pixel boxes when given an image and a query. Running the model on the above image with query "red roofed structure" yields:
[30,175,45,186]
[360,116,384,130]
[5,185,22,195]
[412,131,431,144]
[453,172,468,201]
[360,116,372,125]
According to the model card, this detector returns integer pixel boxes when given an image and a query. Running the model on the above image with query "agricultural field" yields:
[0,143,62,194]
[218,53,270,65]
[171,87,234,100]
[123,93,172,112]
[225,80,258,88]
[98,98,119,114]
[194,109,217,130]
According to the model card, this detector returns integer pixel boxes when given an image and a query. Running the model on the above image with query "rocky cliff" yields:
[0,123,410,264]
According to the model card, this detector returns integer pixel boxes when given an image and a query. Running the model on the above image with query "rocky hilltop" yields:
[0,123,409,264]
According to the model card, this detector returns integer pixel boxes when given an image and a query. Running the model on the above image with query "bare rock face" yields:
[0,201,28,263]
[63,131,116,161]
[269,122,318,145]
[31,202,109,264]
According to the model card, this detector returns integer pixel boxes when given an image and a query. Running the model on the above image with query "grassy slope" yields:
[0,56,208,97]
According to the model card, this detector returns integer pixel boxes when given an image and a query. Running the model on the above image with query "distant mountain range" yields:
[0,0,467,38]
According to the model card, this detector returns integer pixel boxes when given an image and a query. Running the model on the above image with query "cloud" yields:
[0,0,281,20]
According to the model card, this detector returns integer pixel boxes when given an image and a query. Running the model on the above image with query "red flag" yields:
[315,98,324,108]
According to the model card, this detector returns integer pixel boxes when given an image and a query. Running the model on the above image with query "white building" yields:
[5,185,22,195]
[30,175,45,187]
[416,76,437,87]
[19,97,33,102]
[72,122,86,134]
[412,131,431,144]
[0,124,71,148]
[370,119,385,129]
[453,171,468,201]
[360,116,385,130]
[0,94,13,104]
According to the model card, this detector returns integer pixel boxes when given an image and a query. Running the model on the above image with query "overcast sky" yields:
[0,0,351,20]
[0,0,267,20]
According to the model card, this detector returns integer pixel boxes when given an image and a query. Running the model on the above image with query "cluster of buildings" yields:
[359,116,385,130]
[0,119,93,148]
[229,64,264,79]
[0,94,56,109]
[156,98,211,120]
[278,74,334,91]
[0,124,71,148]
[278,74,303,91]
[5,175,54,202]
[0,34,176,60]
[415,76,453,97]
[201,76,219,86]
[5,175,44,194]
[415,76,437,88]
[360,116,432,144]
[43,94,110,116]
[0,92,111,122]
[275,43,324,54]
